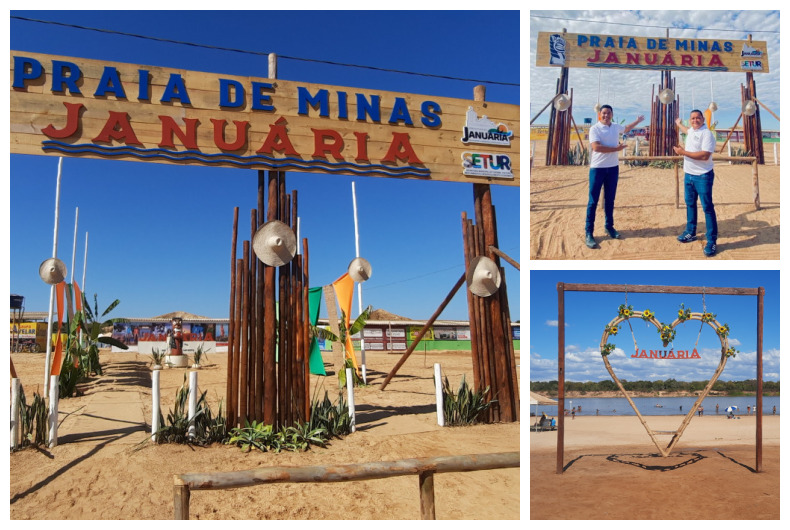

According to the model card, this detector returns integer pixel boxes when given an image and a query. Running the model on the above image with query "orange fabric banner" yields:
[73,281,82,312]
[51,281,65,376]
[331,273,358,370]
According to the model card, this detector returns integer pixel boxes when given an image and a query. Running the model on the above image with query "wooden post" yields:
[249,209,259,420]
[556,282,565,474]
[462,214,482,391]
[239,243,249,425]
[254,174,265,422]
[756,286,764,472]
[419,471,436,520]
[675,161,680,209]
[752,160,761,210]
[230,259,243,427]
[264,172,278,425]
[174,478,190,520]
[226,208,239,428]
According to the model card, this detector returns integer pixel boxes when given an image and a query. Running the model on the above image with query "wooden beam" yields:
[380,272,467,390]
[561,283,759,296]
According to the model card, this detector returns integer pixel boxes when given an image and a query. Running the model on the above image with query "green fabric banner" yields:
[308,287,326,375]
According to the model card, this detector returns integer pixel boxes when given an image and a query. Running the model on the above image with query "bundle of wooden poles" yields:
[460,184,520,423]
[226,169,311,430]
[742,72,765,164]
[545,67,571,166]
[649,70,679,157]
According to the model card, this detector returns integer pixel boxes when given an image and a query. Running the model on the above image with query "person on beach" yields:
[716,403,719,414]
[773,405,776,415]
[673,110,718,257]
[584,105,645,249]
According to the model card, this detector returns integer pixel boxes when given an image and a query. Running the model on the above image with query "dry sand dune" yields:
[529,141,780,260]
[10,348,520,520]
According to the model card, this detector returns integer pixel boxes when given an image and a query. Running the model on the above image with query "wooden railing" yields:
[620,156,760,210]
[173,451,520,520]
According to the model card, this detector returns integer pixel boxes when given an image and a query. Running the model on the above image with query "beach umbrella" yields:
[530,391,557,418]
[726,406,738,414]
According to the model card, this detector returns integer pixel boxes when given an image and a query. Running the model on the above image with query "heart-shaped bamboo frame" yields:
[600,310,731,457]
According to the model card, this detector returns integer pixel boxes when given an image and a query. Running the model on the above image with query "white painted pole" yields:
[774,143,778,165]
[296,217,301,255]
[11,378,20,449]
[346,367,356,433]
[44,157,63,398]
[70,207,78,283]
[434,364,445,427]
[48,375,59,448]
[187,371,198,440]
[80,232,88,345]
[151,369,161,442]
[82,232,88,292]
[351,182,367,384]
[728,140,732,164]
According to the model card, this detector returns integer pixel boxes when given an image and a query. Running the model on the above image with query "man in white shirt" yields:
[585,105,645,249]
[673,110,718,257]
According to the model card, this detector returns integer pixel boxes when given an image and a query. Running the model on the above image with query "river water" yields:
[530,395,780,417]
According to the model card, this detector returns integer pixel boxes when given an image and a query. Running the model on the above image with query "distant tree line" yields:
[531,379,779,396]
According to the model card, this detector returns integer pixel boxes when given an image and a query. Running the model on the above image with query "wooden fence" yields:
[173,451,520,520]
[620,155,760,210]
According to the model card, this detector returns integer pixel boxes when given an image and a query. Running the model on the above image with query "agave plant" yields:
[192,343,209,367]
[150,347,166,368]
[15,388,48,449]
[154,374,227,445]
[228,421,276,452]
[441,375,494,426]
[308,390,352,438]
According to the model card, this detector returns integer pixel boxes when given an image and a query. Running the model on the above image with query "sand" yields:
[530,414,779,519]
[529,141,780,260]
[10,348,520,520]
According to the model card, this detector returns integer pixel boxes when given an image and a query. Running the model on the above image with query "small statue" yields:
[170,318,183,356]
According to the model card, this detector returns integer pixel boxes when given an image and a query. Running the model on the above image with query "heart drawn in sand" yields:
[599,306,735,457]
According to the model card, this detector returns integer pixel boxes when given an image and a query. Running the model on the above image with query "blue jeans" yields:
[585,166,618,234]
[684,171,718,242]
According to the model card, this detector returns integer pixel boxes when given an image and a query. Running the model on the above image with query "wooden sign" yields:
[11,51,519,186]
[536,32,769,73]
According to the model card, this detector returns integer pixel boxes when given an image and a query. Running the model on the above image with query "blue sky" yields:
[6,10,520,321]
[530,270,780,382]
[530,10,780,131]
